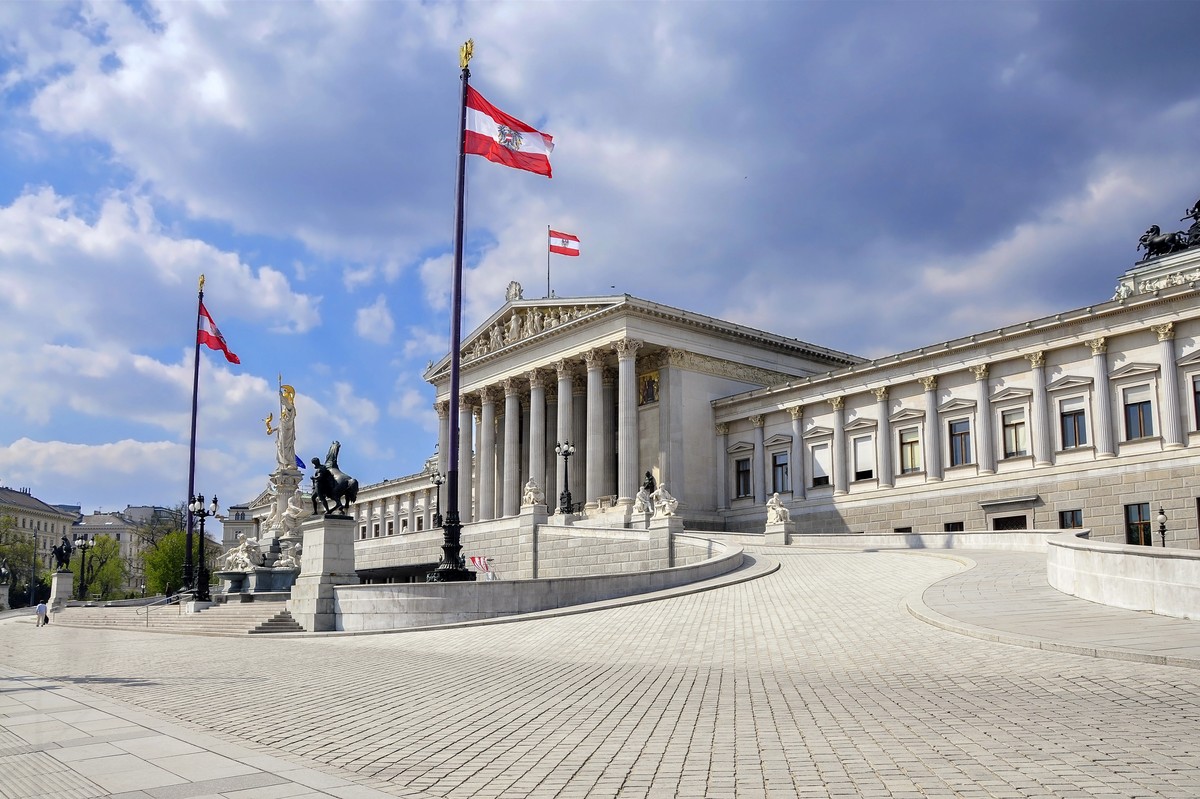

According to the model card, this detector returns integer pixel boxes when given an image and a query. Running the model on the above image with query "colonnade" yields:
[433,338,648,522]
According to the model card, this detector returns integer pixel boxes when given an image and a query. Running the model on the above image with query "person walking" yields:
[35,601,48,627]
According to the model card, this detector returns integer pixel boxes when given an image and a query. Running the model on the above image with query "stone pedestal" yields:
[764,521,795,546]
[288,514,358,632]
[519,503,548,579]
[648,514,682,569]
[49,571,73,612]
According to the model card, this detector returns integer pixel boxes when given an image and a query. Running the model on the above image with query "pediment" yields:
[727,440,755,455]
[938,398,977,414]
[763,433,793,448]
[890,407,925,424]
[1109,362,1160,380]
[1178,349,1200,367]
[843,417,877,433]
[990,386,1032,403]
[1046,375,1094,393]
[803,425,833,440]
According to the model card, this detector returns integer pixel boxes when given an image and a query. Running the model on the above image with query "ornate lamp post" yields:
[556,441,576,514]
[73,534,95,601]
[189,494,218,602]
[1157,506,1168,547]
[430,471,445,529]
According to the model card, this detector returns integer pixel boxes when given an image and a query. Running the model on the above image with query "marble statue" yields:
[280,488,308,536]
[650,483,679,517]
[766,492,791,524]
[633,486,652,514]
[221,533,262,572]
[521,479,546,507]
[275,384,297,469]
[274,541,302,571]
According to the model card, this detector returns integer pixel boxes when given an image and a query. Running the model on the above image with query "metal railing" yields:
[135,591,194,627]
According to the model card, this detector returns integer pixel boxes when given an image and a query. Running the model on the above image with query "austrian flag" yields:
[465,87,554,177]
[549,230,580,257]
[197,302,240,364]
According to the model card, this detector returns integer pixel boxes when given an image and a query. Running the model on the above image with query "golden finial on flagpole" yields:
[199,274,206,292]
[460,39,474,69]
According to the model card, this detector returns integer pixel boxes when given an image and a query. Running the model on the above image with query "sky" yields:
[2,0,1200,530]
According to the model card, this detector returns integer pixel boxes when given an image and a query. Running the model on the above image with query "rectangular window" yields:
[1123,385,1154,440]
[1125,502,1152,546]
[944,521,964,532]
[373,523,380,538]
[735,458,752,498]
[771,452,790,493]
[360,526,367,540]
[1060,397,1088,449]
[949,419,972,467]
[992,514,1027,531]
[1194,375,1200,431]
[1059,509,1083,529]
[115,533,121,542]
[893,526,913,533]
[401,519,408,532]
[899,428,921,474]
[852,435,874,481]
[387,521,394,536]
[416,517,424,531]
[1002,409,1028,458]
[811,443,831,487]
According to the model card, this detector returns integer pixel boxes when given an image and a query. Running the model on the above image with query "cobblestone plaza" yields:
[2,546,1199,798]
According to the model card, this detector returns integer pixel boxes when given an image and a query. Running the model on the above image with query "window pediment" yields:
[938,398,977,414]
[803,425,833,440]
[990,386,1032,403]
[727,440,755,455]
[1178,350,1200,368]
[1109,362,1160,380]
[763,433,793,448]
[890,407,925,424]
[1046,375,1094,393]
[844,417,877,433]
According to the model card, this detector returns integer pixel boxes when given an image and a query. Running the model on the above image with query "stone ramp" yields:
[51,602,299,636]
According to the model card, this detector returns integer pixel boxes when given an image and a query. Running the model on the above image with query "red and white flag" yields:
[468,556,491,573]
[197,302,240,364]
[549,229,580,257]
[465,87,554,178]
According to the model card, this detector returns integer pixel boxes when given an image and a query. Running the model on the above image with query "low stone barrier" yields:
[332,537,743,631]
[784,530,1055,552]
[1047,530,1200,620]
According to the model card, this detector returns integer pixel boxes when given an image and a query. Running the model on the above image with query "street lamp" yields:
[189,494,219,603]
[430,471,445,529]
[73,534,95,601]
[1157,506,1168,547]
[556,441,576,514]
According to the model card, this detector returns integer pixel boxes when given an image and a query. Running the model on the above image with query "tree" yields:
[72,535,126,601]
[142,530,188,596]
[0,513,40,608]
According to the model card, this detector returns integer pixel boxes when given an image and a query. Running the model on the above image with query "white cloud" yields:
[354,294,394,344]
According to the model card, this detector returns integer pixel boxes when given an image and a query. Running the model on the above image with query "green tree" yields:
[72,535,126,601]
[139,522,221,597]
[0,513,40,608]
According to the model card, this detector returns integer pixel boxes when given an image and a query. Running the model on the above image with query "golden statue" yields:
[460,39,474,69]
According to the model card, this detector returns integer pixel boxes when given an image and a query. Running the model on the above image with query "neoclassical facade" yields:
[235,247,1200,576]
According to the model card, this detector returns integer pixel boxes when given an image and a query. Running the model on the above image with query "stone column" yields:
[555,360,575,511]
[602,368,617,497]
[502,377,522,516]
[572,373,587,505]
[585,349,605,508]
[614,338,643,503]
[751,415,766,504]
[527,369,547,497]
[1027,351,1052,466]
[423,487,433,531]
[971,365,994,474]
[1156,323,1184,449]
[920,376,942,481]
[789,406,806,500]
[435,401,450,477]
[831,396,847,496]
[477,388,496,520]
[715,423,729,510]
[545,386,558,502]
[1090,337,1115,458]
[405,492,415,534]
[458,397,474,522]
[872,389,891,489]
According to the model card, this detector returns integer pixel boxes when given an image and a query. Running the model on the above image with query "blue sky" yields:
[2,1,1200,526]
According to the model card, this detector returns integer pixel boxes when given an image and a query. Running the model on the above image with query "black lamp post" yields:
[556,441,576,514]
[430,470,445,529]
[189,494,218,602]
[1157,506,1167,547]
[73,534,95,601]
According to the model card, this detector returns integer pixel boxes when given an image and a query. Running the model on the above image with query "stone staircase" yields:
[54,601,305,636]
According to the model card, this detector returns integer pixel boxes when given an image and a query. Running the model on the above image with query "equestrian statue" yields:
[311,440,359,515]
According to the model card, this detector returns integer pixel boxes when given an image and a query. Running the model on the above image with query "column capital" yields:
[1087,337,1107,356]
[583,348,606,369]
[526,367,546,388]
[871,387,889,402]
[715,422,729,435]
[749,414,764,428]
[829,396,845,410]
[434,400,450,418]
[1025,350,1045,368]
[603,366,618,385]
[788,405,804,421]
[459,395,475,412]
[502,376,522,397]
[555,358,576,379]
[919,376,938,391]
[969,364,989,380]
[572,374,587,394]
[1153,322,1175,342]
[613,337,643,358]
[477,386,496,405]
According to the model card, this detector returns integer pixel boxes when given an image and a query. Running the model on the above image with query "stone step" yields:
[56,603,287,635]
[249,610,306,634]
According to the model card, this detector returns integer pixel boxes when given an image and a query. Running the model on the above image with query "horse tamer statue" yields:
[311,440,360,515]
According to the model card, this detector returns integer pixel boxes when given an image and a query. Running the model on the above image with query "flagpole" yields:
[428,40,475,582]
[546,224,551,298]
[184,274,203,594]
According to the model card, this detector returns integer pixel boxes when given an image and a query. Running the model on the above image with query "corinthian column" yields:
[830,396,847,496]
[789,406,806,499]
[614,338,643,503]
[502,377,521,516]
[970,365,994,474]
[527,369,546,498]
[1027,351,1052,466]
[555,359,575,511]
[584,349,605,508]
[1156,323,1184,449]
[872,389,891,488]
[458,396,474,522]
[1090,338,1115,458]
[920,376,942,481]
[477,388,496,521]
[751,415,765,504]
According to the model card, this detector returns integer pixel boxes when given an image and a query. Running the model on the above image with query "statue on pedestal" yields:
[311,440,359,515]
[650,483,678,517]
[766,493,791,524]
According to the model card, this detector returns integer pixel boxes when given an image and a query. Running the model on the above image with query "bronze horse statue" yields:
[311,440,359,515]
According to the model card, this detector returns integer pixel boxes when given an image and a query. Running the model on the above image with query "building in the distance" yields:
[0,486,79,574]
